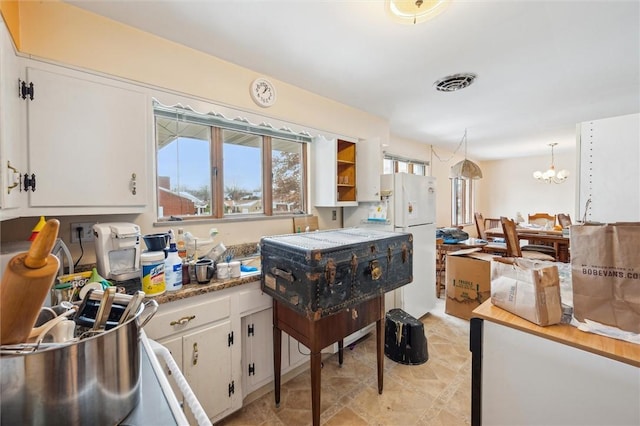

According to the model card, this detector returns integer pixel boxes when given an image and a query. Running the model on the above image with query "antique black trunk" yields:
[260,228,413,320]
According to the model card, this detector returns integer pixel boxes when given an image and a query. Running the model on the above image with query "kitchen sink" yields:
[238,255,261,277]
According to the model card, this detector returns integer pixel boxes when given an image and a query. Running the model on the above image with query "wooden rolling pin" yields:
[0,219,61,345]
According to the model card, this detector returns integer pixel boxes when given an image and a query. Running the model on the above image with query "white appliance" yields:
[93,223,142,281]
[381,173,436,319]
[345,173,436,319]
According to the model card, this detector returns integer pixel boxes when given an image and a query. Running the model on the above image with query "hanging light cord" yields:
[430,129,468,163]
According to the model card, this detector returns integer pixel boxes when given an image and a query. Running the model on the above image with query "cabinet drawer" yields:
[145,295,231,340]
[238,281,272,315]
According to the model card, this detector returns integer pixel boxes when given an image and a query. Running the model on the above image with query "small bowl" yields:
[143,233,169,251]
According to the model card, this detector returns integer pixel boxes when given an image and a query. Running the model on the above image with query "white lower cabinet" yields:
[241,308,275,396]
[182,320,234,423]
[237,282,309,399]
[146,282,315,423]
[144,290,241,424]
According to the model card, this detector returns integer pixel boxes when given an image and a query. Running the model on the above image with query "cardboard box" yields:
[445,249,495,320]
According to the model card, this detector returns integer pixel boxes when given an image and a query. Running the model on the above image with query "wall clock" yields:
[250,78,276,108]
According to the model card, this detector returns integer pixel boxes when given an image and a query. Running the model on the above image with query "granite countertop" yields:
[108,272,261,305]
[77,242,263,305]
[151,272,261,304]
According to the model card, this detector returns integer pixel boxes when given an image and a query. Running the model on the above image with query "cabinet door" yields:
[183,320,233,422]
[356,137,381,202]
[0,19,26,218]
[242,308,274,396]
[25,65,148,210]
[157,335,184,408]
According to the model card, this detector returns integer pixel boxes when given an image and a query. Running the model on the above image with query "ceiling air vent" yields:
[433,73,477,92]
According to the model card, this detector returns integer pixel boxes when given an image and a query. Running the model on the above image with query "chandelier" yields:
[450,129,483,180]
[385,0,450,25]
[533,143,569,184]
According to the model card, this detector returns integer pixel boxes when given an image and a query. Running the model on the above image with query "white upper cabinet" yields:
[0,19,26,220]
[23,64,149,214]
[313,136,358,207]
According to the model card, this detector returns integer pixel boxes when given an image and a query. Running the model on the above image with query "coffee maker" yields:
[93,223,141,281]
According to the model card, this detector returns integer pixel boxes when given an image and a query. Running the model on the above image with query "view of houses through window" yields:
[155,106,306,220]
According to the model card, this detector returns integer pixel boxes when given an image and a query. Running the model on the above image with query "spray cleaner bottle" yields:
[164,236,183,292]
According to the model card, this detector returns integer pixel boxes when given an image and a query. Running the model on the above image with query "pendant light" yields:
[533,143,569,184]
[450,129,483,180]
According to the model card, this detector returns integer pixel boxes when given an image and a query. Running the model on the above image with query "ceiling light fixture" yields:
[385,0,450,25]
[450,129,483,180]
[533,142,569,184]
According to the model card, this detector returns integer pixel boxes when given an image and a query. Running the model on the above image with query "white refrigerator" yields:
[343,173,436,319]
[381,173,436,319]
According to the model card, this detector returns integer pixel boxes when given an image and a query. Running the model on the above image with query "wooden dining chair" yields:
[528,212,556,228]
[500,217,555,261]
[474,212,488,239]
[484,217,501,230]
[474,212,507,255]
[557,213,572,228]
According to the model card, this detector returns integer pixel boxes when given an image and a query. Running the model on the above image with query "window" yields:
[383,155,429,175]
[451,177,475,226]
[271,138,304,214]
[154,104,308,220]
[222,130,263,216]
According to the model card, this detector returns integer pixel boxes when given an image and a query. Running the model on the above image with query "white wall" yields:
[477,150,577,224]
[0,1,391,264]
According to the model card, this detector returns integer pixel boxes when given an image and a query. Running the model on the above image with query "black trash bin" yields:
[384,308,428,365]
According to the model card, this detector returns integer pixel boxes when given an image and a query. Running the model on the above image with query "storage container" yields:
[261,228,413,319]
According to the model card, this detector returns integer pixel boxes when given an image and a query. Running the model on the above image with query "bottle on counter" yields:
[176,228,187,260]
[164,241,183,292]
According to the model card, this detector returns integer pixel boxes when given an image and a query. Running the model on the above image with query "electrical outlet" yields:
[332,210,337,221]
[71,222,95,243]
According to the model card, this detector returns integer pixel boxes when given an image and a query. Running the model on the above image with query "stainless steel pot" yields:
[0,299,158,425]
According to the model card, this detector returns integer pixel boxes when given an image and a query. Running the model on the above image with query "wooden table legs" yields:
[272,296,385,426]
[376,314,384,394]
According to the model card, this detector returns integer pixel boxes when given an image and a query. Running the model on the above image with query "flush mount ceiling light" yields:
[434,73,477,92]
[450,129,483,180]
[385,0,450,25]
[533,142,569,184]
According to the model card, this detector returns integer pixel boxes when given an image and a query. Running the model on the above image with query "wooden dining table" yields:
[485,227,570,262]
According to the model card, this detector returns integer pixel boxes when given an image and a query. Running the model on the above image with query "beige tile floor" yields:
[217,297,471,426]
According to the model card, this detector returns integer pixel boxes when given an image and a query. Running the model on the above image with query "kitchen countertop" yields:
[472,300,640,367]
[115,272,261,304]
[151,271,261,304]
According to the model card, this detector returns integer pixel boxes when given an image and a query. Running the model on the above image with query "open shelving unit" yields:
[336,139,356,203]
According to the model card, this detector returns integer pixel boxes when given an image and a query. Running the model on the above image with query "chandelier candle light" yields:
[533,143,569,184]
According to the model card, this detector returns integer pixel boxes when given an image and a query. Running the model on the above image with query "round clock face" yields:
[250,78,276,107]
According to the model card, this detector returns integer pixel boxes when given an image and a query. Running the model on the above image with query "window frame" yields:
[154,104,309,221]
[383,154,429,176]
[450,177,475,226]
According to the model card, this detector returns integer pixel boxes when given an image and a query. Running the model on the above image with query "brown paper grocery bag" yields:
[570,223,640,333]
[491,257,562,326]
